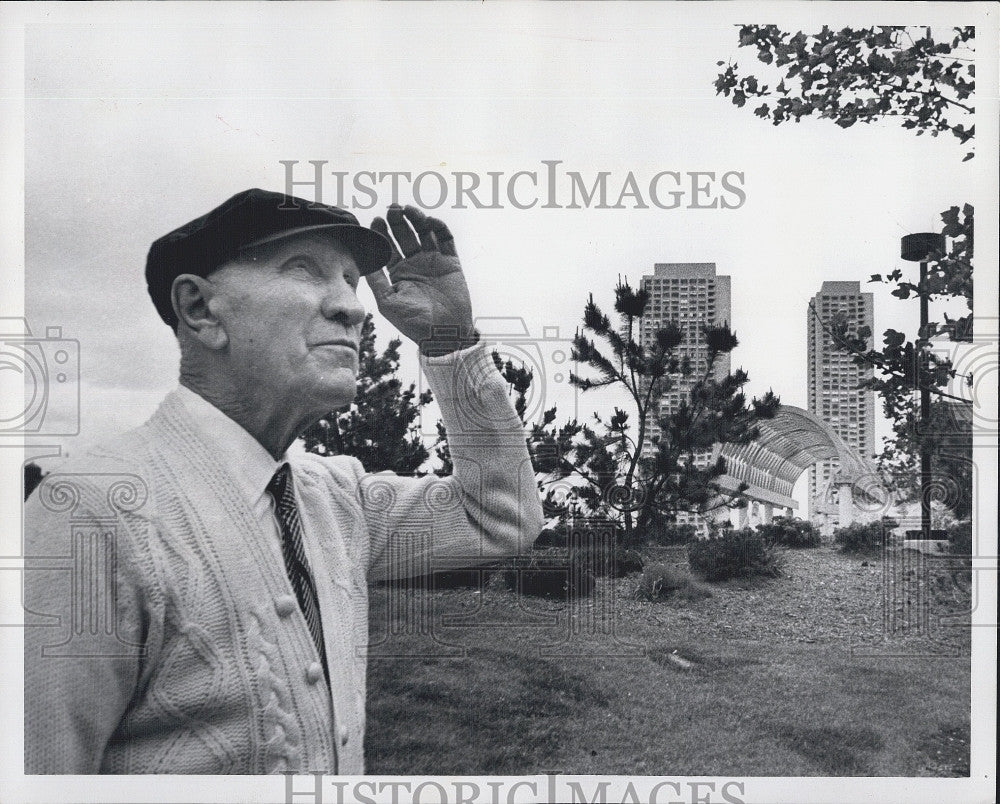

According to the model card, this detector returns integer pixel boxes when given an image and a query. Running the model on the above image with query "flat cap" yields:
[145,188,393,328]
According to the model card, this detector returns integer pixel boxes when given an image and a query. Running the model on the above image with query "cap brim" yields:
[243,223,393,275]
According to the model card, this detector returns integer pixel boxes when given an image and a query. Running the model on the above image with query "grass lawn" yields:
[364,544,971,776]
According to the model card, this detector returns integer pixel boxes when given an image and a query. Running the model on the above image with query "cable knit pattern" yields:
[23,342,543,774]
[246,606,302,774]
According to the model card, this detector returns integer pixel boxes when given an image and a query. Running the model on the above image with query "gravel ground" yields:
[610,544,973,655]
[367,542,973,776]
[426,543,974,656]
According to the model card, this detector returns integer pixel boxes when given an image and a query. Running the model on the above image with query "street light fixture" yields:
[900,232,946,541]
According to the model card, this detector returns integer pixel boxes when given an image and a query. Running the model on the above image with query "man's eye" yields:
[284,258,319,276]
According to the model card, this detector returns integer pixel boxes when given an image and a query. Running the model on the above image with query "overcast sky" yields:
[8,3,997,513]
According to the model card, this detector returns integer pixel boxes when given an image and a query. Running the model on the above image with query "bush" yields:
[535,518,623,550]
[534,525,567,548]
[542,519,643,578]
[377,567,490,592]
[643,520,699,546]
[687,528,785,582]
[942,520,973,591]
[946,520,972,557]
[619,549,645,575]
[758,516,821,549]
[566,519,621,550]
[572,545,644,578]
[636,563,712,602]
[833,517,898,555]
[430,568,489,590]
[495,553,595,599]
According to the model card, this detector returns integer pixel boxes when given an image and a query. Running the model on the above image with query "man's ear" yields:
[171,274,228,349]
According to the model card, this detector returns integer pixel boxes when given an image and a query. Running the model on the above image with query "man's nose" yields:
[321,279,366,328]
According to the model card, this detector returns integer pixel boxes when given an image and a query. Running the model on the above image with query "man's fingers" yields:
[370,217,402,269]
[386,205,421,257]
[424,215,457,257]
[364,268,394,304]
[378,206,458,263]
[402,206,440,252]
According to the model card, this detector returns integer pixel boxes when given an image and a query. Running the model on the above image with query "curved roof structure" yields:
[712,405,872,509]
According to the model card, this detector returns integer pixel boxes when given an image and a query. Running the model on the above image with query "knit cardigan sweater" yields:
[23,343,543,774]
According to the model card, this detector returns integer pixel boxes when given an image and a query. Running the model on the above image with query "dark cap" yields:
[145,188,393,329]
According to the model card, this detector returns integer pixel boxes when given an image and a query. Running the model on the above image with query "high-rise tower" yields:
[636,263,732,530]
[807,281,876,522]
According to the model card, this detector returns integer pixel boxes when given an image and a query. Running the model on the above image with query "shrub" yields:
[551,519,644,578]
[495,553,595,599]
[943,521,973,587]
[687,528,785,582]
[758,516,821,549]
[377,567,489,592]
[571,545,644,578]
[636,563,712,601]
[643,520,699,546]
[946,520,972,557]
[534,525,567,548]
[430,568,489,590]
[833,517,898,555]
[496,517,637,598]
[566,519,621,551]
[618,549,645,575]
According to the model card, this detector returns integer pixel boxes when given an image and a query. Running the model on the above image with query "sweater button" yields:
[274,596,297,618]
[338,725,349,747]
[305,662,324,684]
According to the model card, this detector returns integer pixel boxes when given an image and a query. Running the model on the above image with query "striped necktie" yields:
[267,463,328,681]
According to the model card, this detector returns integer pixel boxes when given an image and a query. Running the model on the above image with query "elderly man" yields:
[23,188,543,774]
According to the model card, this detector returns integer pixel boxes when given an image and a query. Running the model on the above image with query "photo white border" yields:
[1,2,995,803]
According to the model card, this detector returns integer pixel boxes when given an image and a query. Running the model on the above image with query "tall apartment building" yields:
[807,281,876,522]
[636,263,732,529]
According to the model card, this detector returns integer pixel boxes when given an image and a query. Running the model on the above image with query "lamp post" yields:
[900,232,946,541]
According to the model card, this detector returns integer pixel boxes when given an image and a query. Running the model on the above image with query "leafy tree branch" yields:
[715,25,975,160]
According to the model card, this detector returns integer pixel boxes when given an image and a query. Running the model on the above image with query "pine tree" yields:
[534,279,780,546]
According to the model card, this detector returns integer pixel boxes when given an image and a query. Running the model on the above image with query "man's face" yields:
[207,231,366,415]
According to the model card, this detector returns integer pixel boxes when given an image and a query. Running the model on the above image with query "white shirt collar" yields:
[174,385,284,510]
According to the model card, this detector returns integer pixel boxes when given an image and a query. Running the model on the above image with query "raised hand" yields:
[367,205,475,354]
